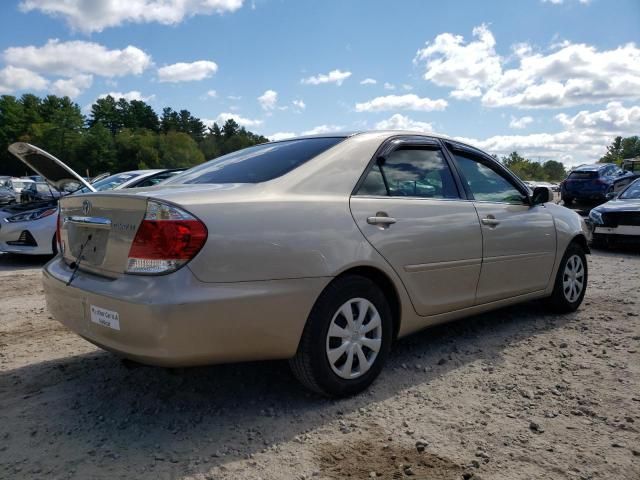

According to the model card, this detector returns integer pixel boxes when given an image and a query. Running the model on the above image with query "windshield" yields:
[12,180,28,189]
[166,137,345,185]
[619,180,640,200]
[76,172,144,194]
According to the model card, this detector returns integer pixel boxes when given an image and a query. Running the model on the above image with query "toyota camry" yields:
[17,132,590,397]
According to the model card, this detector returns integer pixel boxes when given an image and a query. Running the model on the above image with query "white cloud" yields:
[205,89,217,98]
[458,102,640,166]
[414,23,502,101]
[269,132,296,141]
[158,60,218,83]
[50,74,93,98]
[402,84,414,91]
[227,95,242,100]
[482,42,640,108]
[258,89,278,110]
[292,99,306,110]
[374,114,434,132]
[302,125,343,135]
[98,91,155,102]
[355,94,448,112]
[4,39,151,77]
[0,66,48,94]
[383,82,396,90]
[360,78,377,85]
[302,69,352,86]
[211,112,263,128]
[509,115,534,129]
[19,0,244,33]
[415,24,640,109]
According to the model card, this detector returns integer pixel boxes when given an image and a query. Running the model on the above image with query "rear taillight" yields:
[126,200,207,274]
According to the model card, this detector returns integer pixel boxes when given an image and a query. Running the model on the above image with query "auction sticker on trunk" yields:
[90,305,120,330]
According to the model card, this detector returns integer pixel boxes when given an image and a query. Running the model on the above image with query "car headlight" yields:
[589,209,603,225]
[4,207,57,223]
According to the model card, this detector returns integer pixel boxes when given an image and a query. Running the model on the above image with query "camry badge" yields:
[82,200,92,216]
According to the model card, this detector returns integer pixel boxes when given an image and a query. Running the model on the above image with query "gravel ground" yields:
[1,248,639,480]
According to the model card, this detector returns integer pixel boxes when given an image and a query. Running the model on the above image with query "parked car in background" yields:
[1,144,186,256]
[561,163,636,205]
[4,177,35,202]
[20,181,64,203]
[587,178,640,248]
[24,132,590,397]
[0,186,16,206]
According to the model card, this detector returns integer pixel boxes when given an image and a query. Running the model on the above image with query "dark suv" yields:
[561,163,637,204]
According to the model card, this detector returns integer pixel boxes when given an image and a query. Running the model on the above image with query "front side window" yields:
[357,147,459,199]
[453,154,526,204]
[167,137,344,185]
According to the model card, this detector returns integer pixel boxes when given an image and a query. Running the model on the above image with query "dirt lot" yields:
[1,248,639,480]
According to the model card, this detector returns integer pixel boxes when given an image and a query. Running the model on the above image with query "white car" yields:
[0,146,184,255]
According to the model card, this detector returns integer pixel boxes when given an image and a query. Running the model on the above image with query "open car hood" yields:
[8,142,96,193]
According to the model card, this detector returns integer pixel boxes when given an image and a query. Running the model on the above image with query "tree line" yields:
[598,136,640,165]
[0,94,268,177]
[499,152,567,182]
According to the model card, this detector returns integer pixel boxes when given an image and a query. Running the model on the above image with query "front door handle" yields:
[481,215,500,227]
[367,215,397,227]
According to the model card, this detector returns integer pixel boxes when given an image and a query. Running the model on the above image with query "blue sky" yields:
[1,0,639,165]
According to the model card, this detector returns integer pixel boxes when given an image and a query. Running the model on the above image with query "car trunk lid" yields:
[60,194,149,277]
[59,183,263,277]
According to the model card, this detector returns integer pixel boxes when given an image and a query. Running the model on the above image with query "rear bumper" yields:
[43,258,329,366]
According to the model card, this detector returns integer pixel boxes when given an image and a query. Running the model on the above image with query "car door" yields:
[445,143,556,304]
[350,137,483,316]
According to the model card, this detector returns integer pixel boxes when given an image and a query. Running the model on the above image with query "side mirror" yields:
[531,186,551,205]
[605,191,617,200]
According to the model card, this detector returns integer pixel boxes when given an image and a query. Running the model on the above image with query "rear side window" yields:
[167,138,344,184]
[357,148,459,199]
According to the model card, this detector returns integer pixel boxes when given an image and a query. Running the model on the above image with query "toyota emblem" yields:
[82,200,92,216]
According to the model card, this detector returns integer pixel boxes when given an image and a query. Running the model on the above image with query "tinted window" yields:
[76,172,142,194]
[167,138,344,185]
[357,148,459,199]
[569,171,598,180]
[453,154,526,204]
[620,180,640,199]
[134,170,184,188]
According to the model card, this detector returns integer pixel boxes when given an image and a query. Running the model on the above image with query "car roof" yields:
[573,164,609,171]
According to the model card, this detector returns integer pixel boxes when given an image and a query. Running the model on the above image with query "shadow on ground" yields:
[0,252,51,272]
[0,299,577,479]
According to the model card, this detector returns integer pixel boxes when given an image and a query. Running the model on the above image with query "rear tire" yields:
[289,275,393,397]
[51,234,58,255]
[546,242,588,313]
[562,195,573,206]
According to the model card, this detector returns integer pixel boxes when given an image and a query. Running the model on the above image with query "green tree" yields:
[541,160,566,182]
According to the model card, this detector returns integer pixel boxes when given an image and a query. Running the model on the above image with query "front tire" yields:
[562,195,574,206]
[289,275,393,397]
[546,242,588,313]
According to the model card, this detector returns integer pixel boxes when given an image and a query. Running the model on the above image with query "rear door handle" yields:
[481,216,500,227]
[367,216,397,227]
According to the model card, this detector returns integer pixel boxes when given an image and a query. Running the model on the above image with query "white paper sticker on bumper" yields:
[90,305,120,330]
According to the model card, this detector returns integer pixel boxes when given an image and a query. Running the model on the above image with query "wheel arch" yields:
[571,233,590,254]
[331,265,402,341]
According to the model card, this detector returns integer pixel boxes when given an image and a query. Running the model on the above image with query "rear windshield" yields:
[167,137,345,185]
[568,171,598,179]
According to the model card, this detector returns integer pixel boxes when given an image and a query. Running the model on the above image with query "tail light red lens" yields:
[126,200,207,274]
